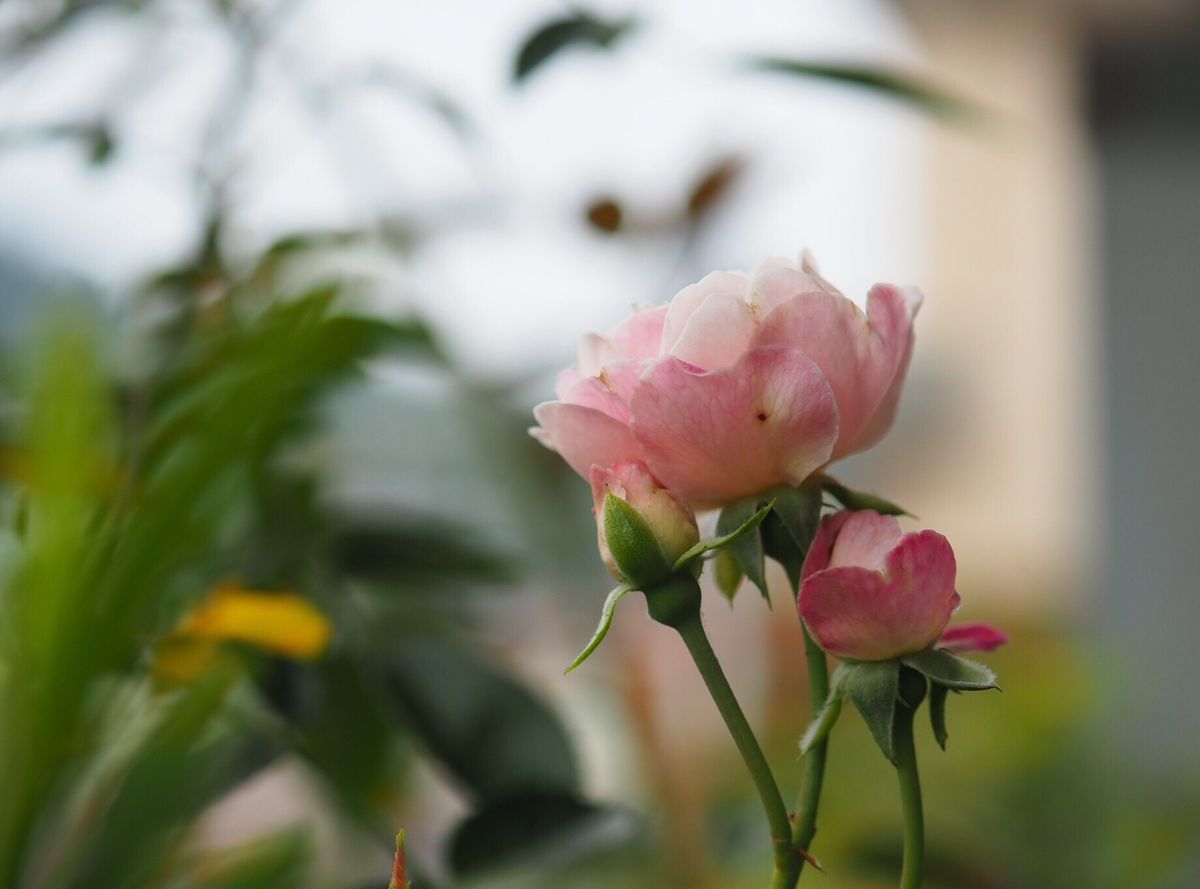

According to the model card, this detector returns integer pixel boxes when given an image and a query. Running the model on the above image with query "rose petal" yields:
[828,510,904,572]
[577,332,620,377]
[798,530,959,661]
[753,283,918,459]
[749,262,837,316]
[669,292,757,370]
[660,270,749,357]
[938,622,1008,654]
[612,305,668,360]
[531,401,642,479]
[630,346,839,507]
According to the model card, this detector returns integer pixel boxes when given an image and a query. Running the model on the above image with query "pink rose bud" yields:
[798,510,1006,662]
[532,254,921,507]
[590,461,699,588]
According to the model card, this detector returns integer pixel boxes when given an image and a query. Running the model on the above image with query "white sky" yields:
[0,0,931,373]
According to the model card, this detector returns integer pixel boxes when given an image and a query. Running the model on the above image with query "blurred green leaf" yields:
[380,634,579,803]
[819,476,912,517]
[190,829,312,889]
[448,790,640,878]
[513,12,636,83]
[742,57,978,121]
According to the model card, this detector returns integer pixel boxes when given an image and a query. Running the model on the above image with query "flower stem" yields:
[787,626,830,884]
[894,701,925,889]
[674,611,795,885]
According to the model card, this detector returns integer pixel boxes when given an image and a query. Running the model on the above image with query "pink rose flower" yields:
[532,254,921,507]
[798,510,1007,662]
[590,460,699,584]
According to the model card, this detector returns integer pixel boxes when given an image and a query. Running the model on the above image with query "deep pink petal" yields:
[938,622,1008,654]
[800,511,853,579]
[660,270,749,357]
[798,530,958,661]
[630,346,839,507]
[752,283,919,459]
[669,292,757,370]
[612,305,668,360]
[531,401,642,480]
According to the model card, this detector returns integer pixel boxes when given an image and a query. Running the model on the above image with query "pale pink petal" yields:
[597,359,649,404]
[752,283,918,459]
[612,305,668,360]
[938,622,1008,654]
[749,262,836,316]
[669,292,757,370]
[531,402,642,479]
[553,367,583,401]
[660,270,749,356]
[561,375,632,424]
[798,530,959,661]
[577,333,620,377]
[630,346,839,507]
[847,285,923,454]
[828,510,904,572]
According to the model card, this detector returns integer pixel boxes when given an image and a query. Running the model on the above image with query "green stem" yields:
[894,703,925,889]
[787,626,830,884]
[674,611,794,884]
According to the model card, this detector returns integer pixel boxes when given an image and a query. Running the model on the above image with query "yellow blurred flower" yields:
[155,582,331,683]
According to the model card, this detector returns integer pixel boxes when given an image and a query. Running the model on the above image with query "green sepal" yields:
[929,682,950,750]
[714,549,743,603]
[820,476,912,517]
[716,497,769,600]
[603,493,671,589]
[901,648,998,691]
[672,500,773,571]
[799,663,850,755]
[565,584,632,673]
[844,659,901,763]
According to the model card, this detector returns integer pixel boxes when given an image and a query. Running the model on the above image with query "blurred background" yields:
[1,1,1198,887]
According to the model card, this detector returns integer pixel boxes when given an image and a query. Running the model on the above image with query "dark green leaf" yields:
[672,499,773,571]
[901,648,998,691]
[566,584,631,673]
[820,476,912,517]
[766,483,822,556]
[742,57,979,121]
[929,682,950,750]
[844,660,901,763]
[448,790,640,878]
[513,12,636,83]
[381,635,579,802]
[716,496,768,600]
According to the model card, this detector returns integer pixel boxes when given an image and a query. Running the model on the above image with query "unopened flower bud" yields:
[590,461,699,589]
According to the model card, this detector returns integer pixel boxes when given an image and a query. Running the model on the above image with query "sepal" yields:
[843,659,901,763]
[799,664,850,755]
[901,647,998,691]
[759,483,822,592]
[819,475,911,517]
[713,549,743,603]
[565,583,632,673]
[672,500,773,571]
[929,682,950,750]
[603,493,673,589]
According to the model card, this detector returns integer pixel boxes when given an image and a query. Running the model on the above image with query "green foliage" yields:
[672,500,772,572]
[716,497,769,601]
[902,648,998,691]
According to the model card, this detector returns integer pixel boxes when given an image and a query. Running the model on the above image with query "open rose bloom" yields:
[531,255,922,507]
[798,510,1007,662]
